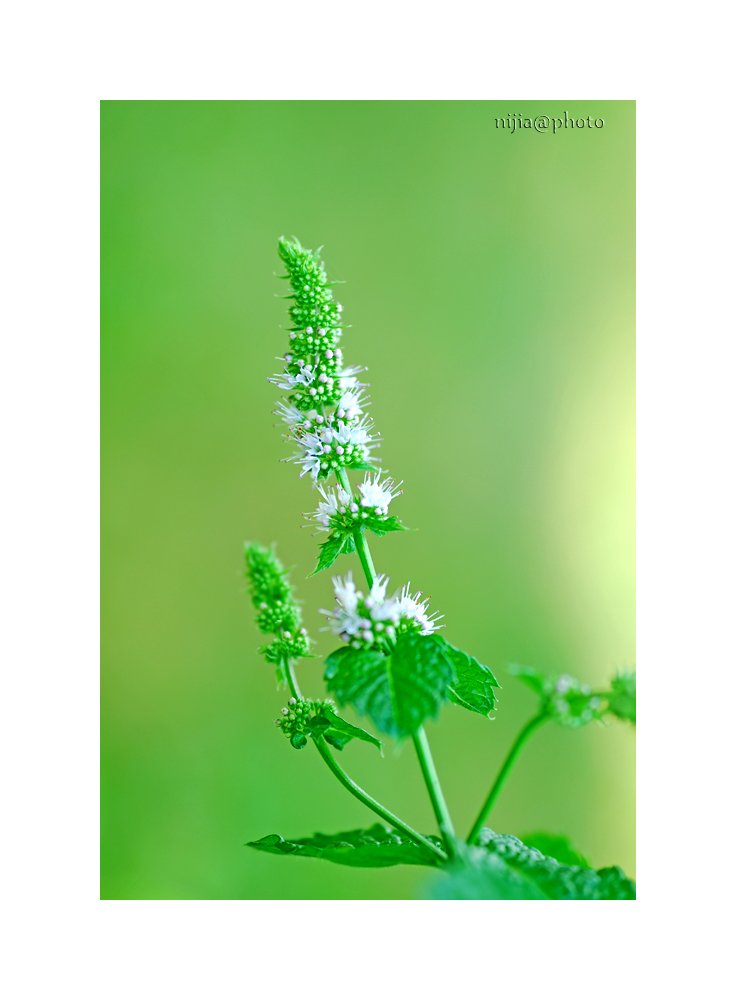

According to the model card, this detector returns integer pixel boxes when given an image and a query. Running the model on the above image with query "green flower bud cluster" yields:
[543,674,604,728]
[259,631,311,664]
[509,664,637,729]
[256,600,300,635]
[277,238,344,410]
[508,664,604,729]
[606,671,636,724]
[274,697,338,749]
[245,542,312,670]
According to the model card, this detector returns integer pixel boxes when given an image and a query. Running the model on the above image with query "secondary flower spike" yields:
[270,238,380,482]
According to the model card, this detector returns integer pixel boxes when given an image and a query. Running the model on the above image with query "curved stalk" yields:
[467,713,549,844]
[282,653,445,863]
[283,656,302,701]
[312,735,447,863]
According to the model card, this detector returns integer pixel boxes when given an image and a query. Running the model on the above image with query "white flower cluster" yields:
[271,364,379,480]
[320,571,443,649]
[305,473,402,531]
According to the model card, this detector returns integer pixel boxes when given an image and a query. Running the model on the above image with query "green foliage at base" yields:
[247,822,635,899]
[247,823,443,868]
[520,832,591,868]
[431,831,635,900]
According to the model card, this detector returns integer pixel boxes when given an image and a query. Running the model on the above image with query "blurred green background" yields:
[101,100,635,900]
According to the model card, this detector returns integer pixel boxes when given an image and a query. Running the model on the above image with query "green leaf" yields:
[247,823,443,868]
[309,531,349,576]
[508,663,605,729]
[348,461,381,472]
[367,515,409,537]
[607,671,636,724]
[309,706,382,752]
[437,638,499,717]
[432,851,546,899]
[324,633,456,739]
[508,662,546,695]
[520,832,591,868]
[430,830,635,899]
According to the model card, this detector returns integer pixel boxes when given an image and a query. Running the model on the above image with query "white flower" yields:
[307,484,351,530]
[334,417,377,450]
[390,583,444,634]
[337,387,368,420]
[274,400,306,426]
[332,571,361,613]
[286,432,324,479]
[319,571,363,636]
[268,364,317,391]
[357,473,402,514]
[337,365,367,392]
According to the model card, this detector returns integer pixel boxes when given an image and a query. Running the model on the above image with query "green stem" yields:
[335,467,375,587]
[353,530,376,588]
[412,726,458,859]
[467,713,549,845]
[311,734,447,863]
[283,657,302,701]
[282,653,445,863]
[336,465,459,855]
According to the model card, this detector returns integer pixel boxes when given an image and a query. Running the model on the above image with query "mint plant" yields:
[244,238,636,900]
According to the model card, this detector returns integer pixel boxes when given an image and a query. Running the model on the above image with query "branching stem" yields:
[337,466,458,856]
[282,651,445,862]
[467,712,549,844]
[311,735,447,863]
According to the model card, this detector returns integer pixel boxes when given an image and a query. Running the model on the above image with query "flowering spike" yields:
[244,543,312,678]
[270,238,379,481]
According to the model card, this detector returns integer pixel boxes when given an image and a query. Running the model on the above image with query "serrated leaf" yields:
[438,638,499,717]
[310,706,382,752]
[367,515,409,537]
[324,633,456,739]
[431,850,546,899]
[430,830,635,900]
[520,832,591,868]
[247,823,443,868]
[309,531,349,577]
